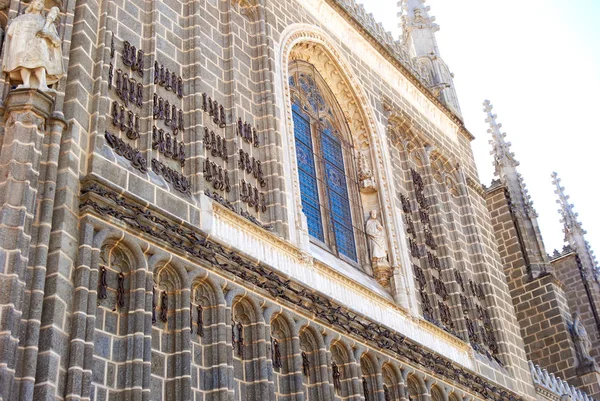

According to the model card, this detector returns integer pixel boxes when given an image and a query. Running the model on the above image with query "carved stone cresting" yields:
[280,25,404,286]
[2,0,65,90]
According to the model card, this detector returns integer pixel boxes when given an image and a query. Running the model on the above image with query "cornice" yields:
[79,180,524,401]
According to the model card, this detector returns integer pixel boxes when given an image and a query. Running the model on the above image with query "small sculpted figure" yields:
[2,0,64,90]
[366,210,388,264]
[571,312,595,367]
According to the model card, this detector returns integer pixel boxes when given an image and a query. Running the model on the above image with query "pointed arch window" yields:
[289,61,359,263]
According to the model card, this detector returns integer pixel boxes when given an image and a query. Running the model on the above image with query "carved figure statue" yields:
[2,0,64,90]
[358,150,376,193]
[366,210,387,263]
[366,210,393,287]
[571,312,595,367]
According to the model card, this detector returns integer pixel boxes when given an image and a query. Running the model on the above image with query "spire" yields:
[484,100,536,218]
[398,0,462,118]
[484,100,549,278]
[484,100,519,176]
[552,172,600,281]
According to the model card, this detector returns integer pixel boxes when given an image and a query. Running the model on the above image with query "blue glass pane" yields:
[324,162,348,196]
[292,106,312,146]
[298,169,319,205]
[322,131,344,166]
[303,202,324,242]
[328,191,352,224]
[296,142,316,175]
[334,225,357,261]
[293,108,324,243]
[321,129,356,261]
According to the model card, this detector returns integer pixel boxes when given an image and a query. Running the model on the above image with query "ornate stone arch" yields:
[279,24,407,301]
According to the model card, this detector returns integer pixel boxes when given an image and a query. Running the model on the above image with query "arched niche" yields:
[431,385,445,401]
[190,277,226,398]
[330,341,358,400]
[360,353,380,401]
[90,236,150,401]
[406,374,426,401]
[231,296,268,401]
[381,363,403,401]
[151,260,190,401]
[270,313,301,401]
[299,326,331,401]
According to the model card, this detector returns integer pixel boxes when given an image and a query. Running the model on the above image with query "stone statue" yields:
[365,210,394,287]
[571,312,595,368]
[366,210,392,287]
[2,0,64,90]
[358,150,376,193]
[366,210,387,263]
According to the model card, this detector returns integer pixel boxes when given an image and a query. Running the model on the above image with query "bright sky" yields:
[361,0,600,260]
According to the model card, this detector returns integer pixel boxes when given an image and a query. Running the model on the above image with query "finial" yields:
[483,100,519,176]
[399,0,439,33]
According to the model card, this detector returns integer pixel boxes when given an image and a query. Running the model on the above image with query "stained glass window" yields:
[290,62,358,262]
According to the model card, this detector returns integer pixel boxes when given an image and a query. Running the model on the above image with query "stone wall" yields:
[0,0,540,400]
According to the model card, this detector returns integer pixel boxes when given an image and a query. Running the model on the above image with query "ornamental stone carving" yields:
[2,0,65,91]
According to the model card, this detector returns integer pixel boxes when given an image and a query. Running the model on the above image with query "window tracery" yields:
[289,61,364,264]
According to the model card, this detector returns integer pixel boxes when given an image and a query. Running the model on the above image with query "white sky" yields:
[361,0,600,260]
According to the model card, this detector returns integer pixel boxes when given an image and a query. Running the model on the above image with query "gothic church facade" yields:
[0,1,598,401]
